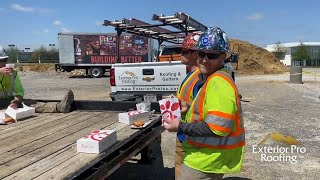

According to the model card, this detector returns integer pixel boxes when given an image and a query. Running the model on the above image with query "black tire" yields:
[89,67,103,78]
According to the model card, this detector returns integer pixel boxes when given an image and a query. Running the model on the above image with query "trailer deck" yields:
[0,101,162,180]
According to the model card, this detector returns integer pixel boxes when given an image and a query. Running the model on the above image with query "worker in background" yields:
[164,27,245,180]
[0,46,74,113]
[175,32,201,179]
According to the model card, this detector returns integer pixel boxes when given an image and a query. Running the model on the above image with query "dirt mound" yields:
[19,64,56,72]
[229,39,289,74]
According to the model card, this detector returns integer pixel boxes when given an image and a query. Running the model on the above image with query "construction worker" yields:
[164,27,245,180]
[0,46,74,113]
[175,32,201,179]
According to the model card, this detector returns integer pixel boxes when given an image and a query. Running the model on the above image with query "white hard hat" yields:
[0,46,9,60]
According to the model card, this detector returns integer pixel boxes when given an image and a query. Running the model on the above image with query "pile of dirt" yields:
[20,64,56,72]
[229,39,289,74]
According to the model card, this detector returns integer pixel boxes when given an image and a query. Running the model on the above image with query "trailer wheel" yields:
[89,67,103,78]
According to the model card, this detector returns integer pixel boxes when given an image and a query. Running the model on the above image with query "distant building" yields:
[265,42,320,66]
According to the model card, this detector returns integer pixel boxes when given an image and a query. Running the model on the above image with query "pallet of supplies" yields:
[118,110,149,125]
[77,130,117,154]
[158,97,181,126]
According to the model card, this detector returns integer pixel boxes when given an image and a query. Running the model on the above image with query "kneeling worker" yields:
[0,46,74,112]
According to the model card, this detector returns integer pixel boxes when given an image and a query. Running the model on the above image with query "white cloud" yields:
[11,4,35,12]
[11,3,53,13]
[53,20,62,26]
[32,29,50,34]
[52,20,70,32]
[246,13,264,21]
[60,27,70,32]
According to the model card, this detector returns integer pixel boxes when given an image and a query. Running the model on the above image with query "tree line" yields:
[272,41,311,62]
[5,46,59,63]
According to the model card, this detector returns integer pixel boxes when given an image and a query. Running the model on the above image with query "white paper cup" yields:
[6,64,14,69]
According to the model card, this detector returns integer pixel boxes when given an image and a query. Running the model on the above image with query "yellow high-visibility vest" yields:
[0,70,24,98]
[183,69,245,173]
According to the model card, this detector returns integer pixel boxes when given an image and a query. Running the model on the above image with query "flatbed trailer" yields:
[0,100,163,180]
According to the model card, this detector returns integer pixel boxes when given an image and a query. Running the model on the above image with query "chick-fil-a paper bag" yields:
[158,97,181,126]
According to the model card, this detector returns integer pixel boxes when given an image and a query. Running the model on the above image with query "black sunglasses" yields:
[0,58,8,63]
[198,51,222,59]
[181,49,195,55]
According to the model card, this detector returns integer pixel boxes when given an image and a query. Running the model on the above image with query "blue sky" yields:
[0,0,320,50]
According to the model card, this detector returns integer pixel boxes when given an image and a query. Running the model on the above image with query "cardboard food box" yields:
[136,102,151,111]
[118,110,149,125]
[158,97,181,126]
[77,130,117,154]
[5,104,35,120]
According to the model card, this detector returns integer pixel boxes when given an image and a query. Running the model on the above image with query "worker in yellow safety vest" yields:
[175,32,201,179]
[0,46,24,108]
[164,27,245,180]
[0,46,74,112]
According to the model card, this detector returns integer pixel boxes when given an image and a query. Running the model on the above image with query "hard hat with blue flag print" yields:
[197,27,230,53]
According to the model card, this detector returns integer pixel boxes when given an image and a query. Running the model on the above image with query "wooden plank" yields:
[0,111,97,154]
[33,122,137,180]
[0,113,52,131]
[0,112,114,166]
[0,111,78,138]
[0,112,119,179]
[2,145,76,180]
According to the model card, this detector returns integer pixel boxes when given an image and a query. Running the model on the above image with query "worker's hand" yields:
[0,67,13,75]
[9,100,19,110]
[180,101,189,113]
[163,118,179,132]
[9,103,18,110]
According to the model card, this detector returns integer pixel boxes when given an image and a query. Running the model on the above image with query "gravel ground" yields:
[20,71,111,100]
[18,70,320,180]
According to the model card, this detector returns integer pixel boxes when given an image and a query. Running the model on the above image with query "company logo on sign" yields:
[142,76,155,82]
[83,130,109,141]
[119,71,138,84]
[252,132,305,164]
[258,132,300,146]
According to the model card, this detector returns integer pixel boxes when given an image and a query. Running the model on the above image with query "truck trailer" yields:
[56,33,154,78]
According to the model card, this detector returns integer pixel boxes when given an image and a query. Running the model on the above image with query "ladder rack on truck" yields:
[0,100,163,180]
[103,11,208,61]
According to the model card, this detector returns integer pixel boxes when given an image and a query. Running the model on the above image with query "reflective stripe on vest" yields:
[187,132,245,149]
[206,111,235,132]
[177,69,200,103]
[186,70,245,149]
